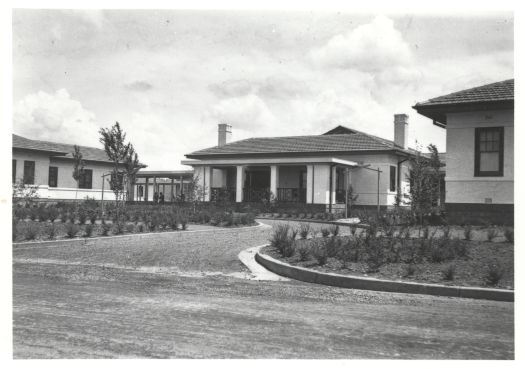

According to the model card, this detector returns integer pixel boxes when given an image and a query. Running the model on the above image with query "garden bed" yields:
[263,224,514,290]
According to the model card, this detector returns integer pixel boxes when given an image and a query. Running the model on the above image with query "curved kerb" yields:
[255,248,513,302]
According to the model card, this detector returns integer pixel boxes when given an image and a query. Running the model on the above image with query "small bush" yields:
[78,210,88,225]
[486,227,498,242]
[299,223,311,239]
[113,221,125,235]
[405,263,416,277]
[311,239,328,266]
[421,226,430,239]
[442,263,456,281]
[83,224,94,238]
[137,223,145,233]
[65,223,79,238]
[297,244,310,261]
[504,228,513,243]
[329,225,340,237]
[101,223,111,236]
[349,225,357,236]
[442,226,451,240]
[320,227,330,238]
[126,223,135,233]
[60,212,68,224]
[22,222,40,240]
[44,223,58,240]
[451,238,468,258]
[89,210,98,225]
[48,207,59,222]
[463,225,473,241]
[485,261,504,286]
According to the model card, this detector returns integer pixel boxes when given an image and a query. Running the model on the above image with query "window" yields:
[389,166,397,192]
[475,127,504,177]
[23,161,35,185]
[48,166,58,187]
[78,169,93,189]
[12,160,16,183]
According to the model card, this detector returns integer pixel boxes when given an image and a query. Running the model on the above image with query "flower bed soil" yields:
[262,237,514,289]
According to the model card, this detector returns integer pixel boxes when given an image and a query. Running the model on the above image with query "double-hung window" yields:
[475,127,504,177]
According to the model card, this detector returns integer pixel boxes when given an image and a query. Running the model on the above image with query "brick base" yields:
[445,203,514,226]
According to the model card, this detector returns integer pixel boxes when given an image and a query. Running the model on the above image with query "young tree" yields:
[123,144,142,201]
[405,143,443,224]
[99,122,131,212]
[72,145,85,201]
[185,174,206,213]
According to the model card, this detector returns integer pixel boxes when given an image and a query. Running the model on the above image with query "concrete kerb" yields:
[13,221,272,249]
[255,246,514,302]
[256,217,370,228]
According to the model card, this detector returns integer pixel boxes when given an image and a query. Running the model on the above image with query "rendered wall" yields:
[445,109,513,204]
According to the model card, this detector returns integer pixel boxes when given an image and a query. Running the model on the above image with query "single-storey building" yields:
[413,79,514,225]
[12,134,137,201]
[133,170,194,202]
[182,114,425,212]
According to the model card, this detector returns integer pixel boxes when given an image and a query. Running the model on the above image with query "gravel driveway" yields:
[13,220,514,359]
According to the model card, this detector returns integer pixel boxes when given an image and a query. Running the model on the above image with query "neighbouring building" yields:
[182,115,426,212]
[133,170,194,202]
[413,79,514,225]
[12,134,141,201]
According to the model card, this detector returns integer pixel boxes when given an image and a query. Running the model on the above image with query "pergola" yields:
[134,170,193,202]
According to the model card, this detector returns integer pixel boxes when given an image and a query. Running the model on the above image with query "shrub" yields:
[78,210,88,225]
[421,226,430,239]
[65,223,79,238]
[405,263,416,277]
[12,218,18,241]
[22,222,40,241]
[48,207,59,222]
[325,237,340,258]
[113,220,125,235]
[137,223,145,233]
[299,223,311,239]
[89,210,98,225]
[126,223,135,233]
[60,212,68,224]
[329,225,340,237]
[100,223,111,236]
[504,228,514,243]
[29,207,38,221]
[442,226,451,240]
[450,238,468,258]
[311,239,328,266]
[349,225,357,236]
[44,223,58,240]
[338,237,359,267]
[441,263,456,281]
[463,225,473,241]
[270,224,295,257]
[429,239,455,263]
[486,227,498,242]
[297,244,310,261]
[180,215,188,230]
[83,224,94,238]
[320,227,330,238]
[69,212,76,224]
[485,261,504,286]
[364,236,386,272]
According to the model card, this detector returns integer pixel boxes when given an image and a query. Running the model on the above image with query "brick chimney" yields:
[394,114,408,149]
[218,123,232,147]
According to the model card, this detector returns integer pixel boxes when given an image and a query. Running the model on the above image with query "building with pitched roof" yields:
[12,134,144,201]
[414,79,514,224]
[182,114,424,211]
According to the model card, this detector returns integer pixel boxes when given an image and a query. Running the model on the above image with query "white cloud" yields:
[209,79,255,98]
[205,94,277,132]
[309,15,413,72]
[13,89,101,147]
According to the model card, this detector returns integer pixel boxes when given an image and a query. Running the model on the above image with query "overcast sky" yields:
[13,10,513,170]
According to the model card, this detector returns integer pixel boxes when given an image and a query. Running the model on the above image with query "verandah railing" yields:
[277,188,306,203]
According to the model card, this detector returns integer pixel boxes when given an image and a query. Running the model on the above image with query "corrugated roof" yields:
[414,79,514,107]
[13,134,113,163]
[186,125,413,158]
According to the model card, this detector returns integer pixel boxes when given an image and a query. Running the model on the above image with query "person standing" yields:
[159,192,165,204]
[153,191,159,204]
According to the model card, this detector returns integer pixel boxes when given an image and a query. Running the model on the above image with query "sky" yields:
[12,9,514,170]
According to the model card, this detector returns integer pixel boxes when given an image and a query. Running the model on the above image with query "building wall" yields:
[12,149,116,201]
[445,109,513,204]
[12,150,51,186]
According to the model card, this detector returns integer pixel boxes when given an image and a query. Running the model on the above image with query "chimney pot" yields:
[218,123,232,146]
[394,114,408,149]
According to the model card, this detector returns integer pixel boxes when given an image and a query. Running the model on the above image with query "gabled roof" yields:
[13,134,113,163]
[186,125,415,159]
[413,79,514,126]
